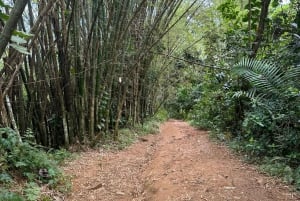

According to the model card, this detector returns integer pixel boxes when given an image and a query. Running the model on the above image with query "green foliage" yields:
[0,0,11,9]
[48,149,74,165]
[0,128,61,181]
[233,58,300,95]
[0,1,33,56]
[260,160,300,189]
[167,0,300,190]
[154,109,169,122]
[114,128,138,150]
[0,173,13,184]
[100,111,165,150]
[8,43,31,55]
[0,12,9,21]
[0,182,45,201]
[0,128,71,200]
[232,58,299,156]
[217,0,239,20]
[190,88,236,131]
[24,182,40,201]
[188,68,241,138]
[294,167,300,190]
[233,58,284,93]
[224,58,299,188]
[243,0,261,25]
[0,191,24,201]
[166,84,200,119]
[8,31,33,56]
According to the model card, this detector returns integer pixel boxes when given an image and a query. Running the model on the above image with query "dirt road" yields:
[64,120,299,201]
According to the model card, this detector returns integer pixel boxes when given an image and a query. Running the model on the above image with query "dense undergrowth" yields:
[167,58,300,190]
[167,59,300,190]
[0,128,73,201]
[166,0,300,191]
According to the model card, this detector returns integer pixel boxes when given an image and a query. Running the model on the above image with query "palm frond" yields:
[233,88,257,99]
[232,58,284,93]
[284,64,300,81]
[233,88,266,101]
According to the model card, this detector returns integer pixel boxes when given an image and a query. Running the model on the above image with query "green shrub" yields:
[166,84,201,119]
[100,113,164,150]
[0,190,24,201]
[260,159,300,189]
[0,127,71,199]
[154,109,169,122]
[24,182,40,201]
[0,173,13,184]
[48,149,74,165]
[294,167,300,190]
[191,90,236,127]
[0,128,61,183]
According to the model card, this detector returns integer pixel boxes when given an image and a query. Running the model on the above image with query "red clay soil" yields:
[63,120,300,201]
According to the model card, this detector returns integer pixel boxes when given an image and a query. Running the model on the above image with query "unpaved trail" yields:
[63,120,299,201]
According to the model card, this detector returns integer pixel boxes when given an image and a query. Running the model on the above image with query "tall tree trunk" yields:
[250,0,271,58]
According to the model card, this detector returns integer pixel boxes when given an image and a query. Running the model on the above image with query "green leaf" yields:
[13,31,34,39]
[0,173,12,183]
[15,161,27,168]
[232,58,284,93]
[9,43,31,55]
[0,191,24,201]
[0,12,9,21]
[24,182,40,201]
[11,36,27,44]
[271,0,279,7]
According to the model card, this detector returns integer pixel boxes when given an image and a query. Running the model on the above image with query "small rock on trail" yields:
[63,120,299,201]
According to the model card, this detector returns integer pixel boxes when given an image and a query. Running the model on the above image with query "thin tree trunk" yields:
[0,0,28,58]
[250,0,271,58]
[5,95,22,142]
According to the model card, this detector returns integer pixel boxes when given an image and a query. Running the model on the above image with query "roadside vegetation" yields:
[0,127,73,200]
[98,109,168,150]
[0,0,299,199]
[166,0,300,190]
[0,111,166,201]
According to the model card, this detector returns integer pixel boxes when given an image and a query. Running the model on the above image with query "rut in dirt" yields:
[63,120,299,201]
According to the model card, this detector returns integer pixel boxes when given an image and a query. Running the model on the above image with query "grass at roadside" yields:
[99,110,168,150]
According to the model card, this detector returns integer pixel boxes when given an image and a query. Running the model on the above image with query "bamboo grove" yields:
[0,0,197,148]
